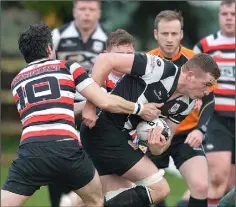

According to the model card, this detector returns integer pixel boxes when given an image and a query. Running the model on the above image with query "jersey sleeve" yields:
[131,53,176,84]
[168,100,196,124]
[52,28,61,52]
[193,41,203,54]
[65,60,94,92]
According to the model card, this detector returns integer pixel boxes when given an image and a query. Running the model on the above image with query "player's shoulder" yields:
[181,46,196,58]
[197,32,218,46]
[147,48,159,55]
[92,24,108,41]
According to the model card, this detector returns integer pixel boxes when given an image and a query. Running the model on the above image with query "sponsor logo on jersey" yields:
[92,41,104,53]
[168,103,180,114]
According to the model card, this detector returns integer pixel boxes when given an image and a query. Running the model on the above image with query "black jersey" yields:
[99,53,195,131]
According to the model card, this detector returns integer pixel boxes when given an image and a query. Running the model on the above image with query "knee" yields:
[150,178,170,203]
[210,171,228,187]
[190,180,208,197]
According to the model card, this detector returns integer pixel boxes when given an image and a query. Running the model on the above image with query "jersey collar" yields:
[156,45,183,61]
[28,58,51,66]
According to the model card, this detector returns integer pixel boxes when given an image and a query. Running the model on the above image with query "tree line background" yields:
[2,1,219,56]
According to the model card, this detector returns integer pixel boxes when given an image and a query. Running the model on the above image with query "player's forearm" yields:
[74,101,86,115]
[102,94,142,115]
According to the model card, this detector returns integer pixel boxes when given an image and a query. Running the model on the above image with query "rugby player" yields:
[193,1,235,206]
[81,50,220,206]
[1,22,161,207]
[148,10,214,207]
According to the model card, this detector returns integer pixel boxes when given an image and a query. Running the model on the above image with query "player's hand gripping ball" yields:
[136,118,171,142]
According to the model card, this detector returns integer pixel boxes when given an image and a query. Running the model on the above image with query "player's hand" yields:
[82,101,97,128]
[140,103,163,121]
[184,129,203,148]
[147,127,167,155]
[194,99,202,110]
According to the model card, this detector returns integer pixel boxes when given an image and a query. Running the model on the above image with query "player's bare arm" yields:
[74,101,86,115]
[80,82,162,128]
[91,53,134,86]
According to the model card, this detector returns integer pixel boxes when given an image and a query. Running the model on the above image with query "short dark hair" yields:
[73,0,101,8]
[183,53,221,80]
[18,22,53,63]
[220,0,235,6]
[154,10,183,30]
[106,29,134,51]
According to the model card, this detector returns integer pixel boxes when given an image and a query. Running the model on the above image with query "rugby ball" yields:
[136,118,171,142]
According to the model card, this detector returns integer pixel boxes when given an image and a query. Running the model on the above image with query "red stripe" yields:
[23,114,75,126]
[106,79,116,89]
[201,38,235,52]
[21,129,78,141]
[13,93,20,102]
[215,104,235,111]
[19,97,74,116]
[34,82,49,88]
[59,60,67,68]
[73,67,86,80]
[214,88,235,96]
[214,57,235,63]
[59,79,75,88]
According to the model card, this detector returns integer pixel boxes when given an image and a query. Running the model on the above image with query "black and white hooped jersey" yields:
[52,21,107,73]
[99,53,195,131]
[11,58,94,145]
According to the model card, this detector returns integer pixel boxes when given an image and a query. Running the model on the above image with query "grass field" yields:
[1,138,188,207]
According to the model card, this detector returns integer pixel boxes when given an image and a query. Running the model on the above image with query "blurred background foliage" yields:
[1,1,219,56]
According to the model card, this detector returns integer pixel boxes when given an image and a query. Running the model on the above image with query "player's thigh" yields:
[73,170,103,204]
[207,151,232,180]
[179,156,208,197]
[1,189,30,207]
[101,174,134,193]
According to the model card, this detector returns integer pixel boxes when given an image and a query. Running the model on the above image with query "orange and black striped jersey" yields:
[147,45,214,134]
[193,31,235,118]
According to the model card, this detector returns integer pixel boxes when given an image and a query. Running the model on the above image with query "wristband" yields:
[133,103,143,116]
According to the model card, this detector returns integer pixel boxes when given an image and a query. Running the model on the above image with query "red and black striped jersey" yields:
[193,31,235,118]
[11,58,94,145]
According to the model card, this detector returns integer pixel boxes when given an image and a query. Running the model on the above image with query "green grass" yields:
[1,162,187,207]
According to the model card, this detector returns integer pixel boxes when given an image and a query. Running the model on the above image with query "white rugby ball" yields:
[136,118,171,142]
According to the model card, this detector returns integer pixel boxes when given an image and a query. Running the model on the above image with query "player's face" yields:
[219,3,235,37]
[186,71,216,99]
[73,1,101,31]
[109,44,135,54]
[154,19,183,58]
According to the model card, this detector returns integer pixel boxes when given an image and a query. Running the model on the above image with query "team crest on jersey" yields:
[168,103,180,114]
[92,41,103,53]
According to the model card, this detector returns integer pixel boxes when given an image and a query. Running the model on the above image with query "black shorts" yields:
[80,118,145,176]
[204,112,235,164]
[147,132,205,169]
[2,140,95,196]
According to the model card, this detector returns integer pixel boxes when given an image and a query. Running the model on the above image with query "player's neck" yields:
[76,23,98,43]
[220,30,235,38]
[159,47,180,59]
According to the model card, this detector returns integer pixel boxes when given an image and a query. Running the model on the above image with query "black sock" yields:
[176,199,189,207]
[155,200,166,207]
[188,196,207,207]
[104,186,152,207]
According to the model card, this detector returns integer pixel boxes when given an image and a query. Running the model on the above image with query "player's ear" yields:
[154,29,158,40]
[47,45,53,57]
[180,29,183,40]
